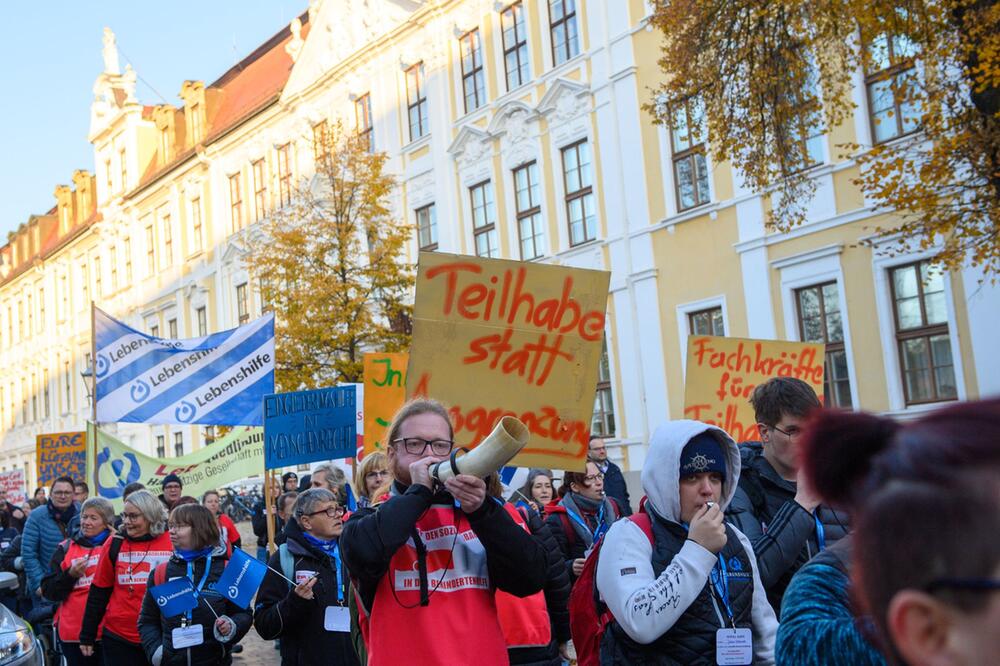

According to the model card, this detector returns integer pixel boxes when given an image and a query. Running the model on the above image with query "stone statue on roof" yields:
[102,27,120,75]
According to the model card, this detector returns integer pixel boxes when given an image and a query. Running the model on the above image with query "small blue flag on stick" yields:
[150,577,199,618]
[212,547,268,609]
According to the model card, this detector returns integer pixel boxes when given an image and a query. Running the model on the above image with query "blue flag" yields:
[93,307,275,426]
[150,577,199,618]
[212,548,268,609]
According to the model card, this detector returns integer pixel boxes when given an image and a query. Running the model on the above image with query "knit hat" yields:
[281,472,298,486]
[679,432,727,480]
[162,473,183,489]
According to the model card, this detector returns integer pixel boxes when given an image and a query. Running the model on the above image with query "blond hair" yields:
[354,451,389,500]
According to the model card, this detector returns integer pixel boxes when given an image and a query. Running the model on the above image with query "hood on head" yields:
[640,420,741,523]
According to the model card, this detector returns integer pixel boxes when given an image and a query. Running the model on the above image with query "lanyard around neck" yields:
[565,500,607,542]
[185,554,213,621]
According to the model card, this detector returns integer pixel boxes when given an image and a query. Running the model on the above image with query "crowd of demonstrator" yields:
[3,381,997,666]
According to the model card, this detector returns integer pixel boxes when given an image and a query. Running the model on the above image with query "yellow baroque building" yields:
[1,0,997,489]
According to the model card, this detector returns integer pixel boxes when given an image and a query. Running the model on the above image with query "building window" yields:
[313,121,330,166]
[236,283,249,324]
[190,198,203,252]
[161,214,173,267]
[688,307,725,337]
[160,127,171,162]
[259,276,272,314]
[890,261,957,405]
[63,360,71,412]
[93,257,102,298]
[110,248,118,291]
[197,307,207,337]
[670,96,710,211]
[355,95,374,153]
[150,324,159,338]
[229,174,244,231]
[80,263,89,306]
[26,294,33,336]
[119,148,128,192]
[796,282,852,408]
[21,378,27,424]
[156,435,166,459]
[105,159,113,195]
[277,143,292,207]
[592,341,615,437]
[174,432,184,457]
[37,288,44,331]
[470,181,498,258]
[190,102,202,144]
[405,63,429,142]
[562,140,596,246]
[124,237,133,283]
[788,67,825,170]
[168,318,178,339]
[548,0,580,66]
[501,2,530,91]
[416,204,438,251]
[865,33,919,143]
[253,159,267,220]
[43,369,50,419]
[30,374,37,422]
[459,29,486,113]
[514,162,544,260]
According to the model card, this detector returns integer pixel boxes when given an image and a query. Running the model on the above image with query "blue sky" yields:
[0,1,304,239]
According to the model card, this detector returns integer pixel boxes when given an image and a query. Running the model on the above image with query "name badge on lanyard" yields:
[172,625,204,649]
[716,627,752,665]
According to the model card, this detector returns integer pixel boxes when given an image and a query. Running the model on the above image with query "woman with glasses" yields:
[41,497,115,666]
[79,490,173,664]
[255,488,357,666]
[545,462,621,582]
[788,398,1000,666]
[353,452,389,509]
[138,504,251,666]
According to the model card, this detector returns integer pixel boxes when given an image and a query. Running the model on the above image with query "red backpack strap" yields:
[558,512,577,549]
[627,512,654,544]
[153,562,169,587]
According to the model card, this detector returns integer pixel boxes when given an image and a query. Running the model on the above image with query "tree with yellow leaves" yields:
[245,121,413,390]
[650,0,1000,276]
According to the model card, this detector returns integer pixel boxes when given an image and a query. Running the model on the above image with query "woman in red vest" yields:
[341,398,549,666]
[41,497,116,666]
[78,489,173,665]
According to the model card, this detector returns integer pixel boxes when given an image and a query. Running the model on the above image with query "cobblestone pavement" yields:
[231,520,279,666]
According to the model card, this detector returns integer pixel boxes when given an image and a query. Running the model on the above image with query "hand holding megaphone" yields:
[429,416,530,483]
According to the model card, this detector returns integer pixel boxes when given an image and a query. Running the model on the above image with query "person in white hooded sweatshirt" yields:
[595,420,777,665]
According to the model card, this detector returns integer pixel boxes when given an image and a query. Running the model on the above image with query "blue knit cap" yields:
[679,432,727,480]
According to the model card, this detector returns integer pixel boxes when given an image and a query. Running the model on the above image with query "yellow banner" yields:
[683,335,826,442]
[407,252,610,471]
[362,353,408,457]
[37,431,87,486]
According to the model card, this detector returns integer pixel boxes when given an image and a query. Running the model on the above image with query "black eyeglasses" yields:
[391,437,454,456]
[769,424,803,439]
[925,577,1000,593]
[305,506,345,519]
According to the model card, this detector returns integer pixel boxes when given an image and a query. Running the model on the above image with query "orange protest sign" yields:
[406,252,610,471]
[362,352,408,457]
[683,335,825,442]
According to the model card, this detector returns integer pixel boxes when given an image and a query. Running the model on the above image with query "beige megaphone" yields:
[429,416,529,483]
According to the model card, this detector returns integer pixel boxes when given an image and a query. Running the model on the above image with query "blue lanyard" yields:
[710,555,735,627]
[185,555,213,621]
[565,502,607,543]
[813,512,826,552]
[332,544,343,603]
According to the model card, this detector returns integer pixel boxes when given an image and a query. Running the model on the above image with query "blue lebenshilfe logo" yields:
[95,447,141,499]
[130,379,150,403]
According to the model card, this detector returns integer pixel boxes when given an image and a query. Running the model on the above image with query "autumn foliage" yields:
[650,0,1000,276]
[246,121,413,390]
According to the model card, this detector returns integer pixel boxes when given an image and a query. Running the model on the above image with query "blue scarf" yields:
[175,546,214,562]
[88,529,110,547]
[302,532,338,557]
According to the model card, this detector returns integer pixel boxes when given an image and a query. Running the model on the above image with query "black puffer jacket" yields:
[253,519,357,666]
[725,442,850,615]
[138,547,253,666]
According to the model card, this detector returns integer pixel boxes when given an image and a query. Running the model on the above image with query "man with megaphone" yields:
[340,398,548,666]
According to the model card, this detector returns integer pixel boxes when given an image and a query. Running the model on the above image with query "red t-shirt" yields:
[90,532,173,644]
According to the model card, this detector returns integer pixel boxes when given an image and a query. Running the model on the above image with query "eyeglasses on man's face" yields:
[306,505,345,519]
[769,424,804,440]
[391,437,454,457]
